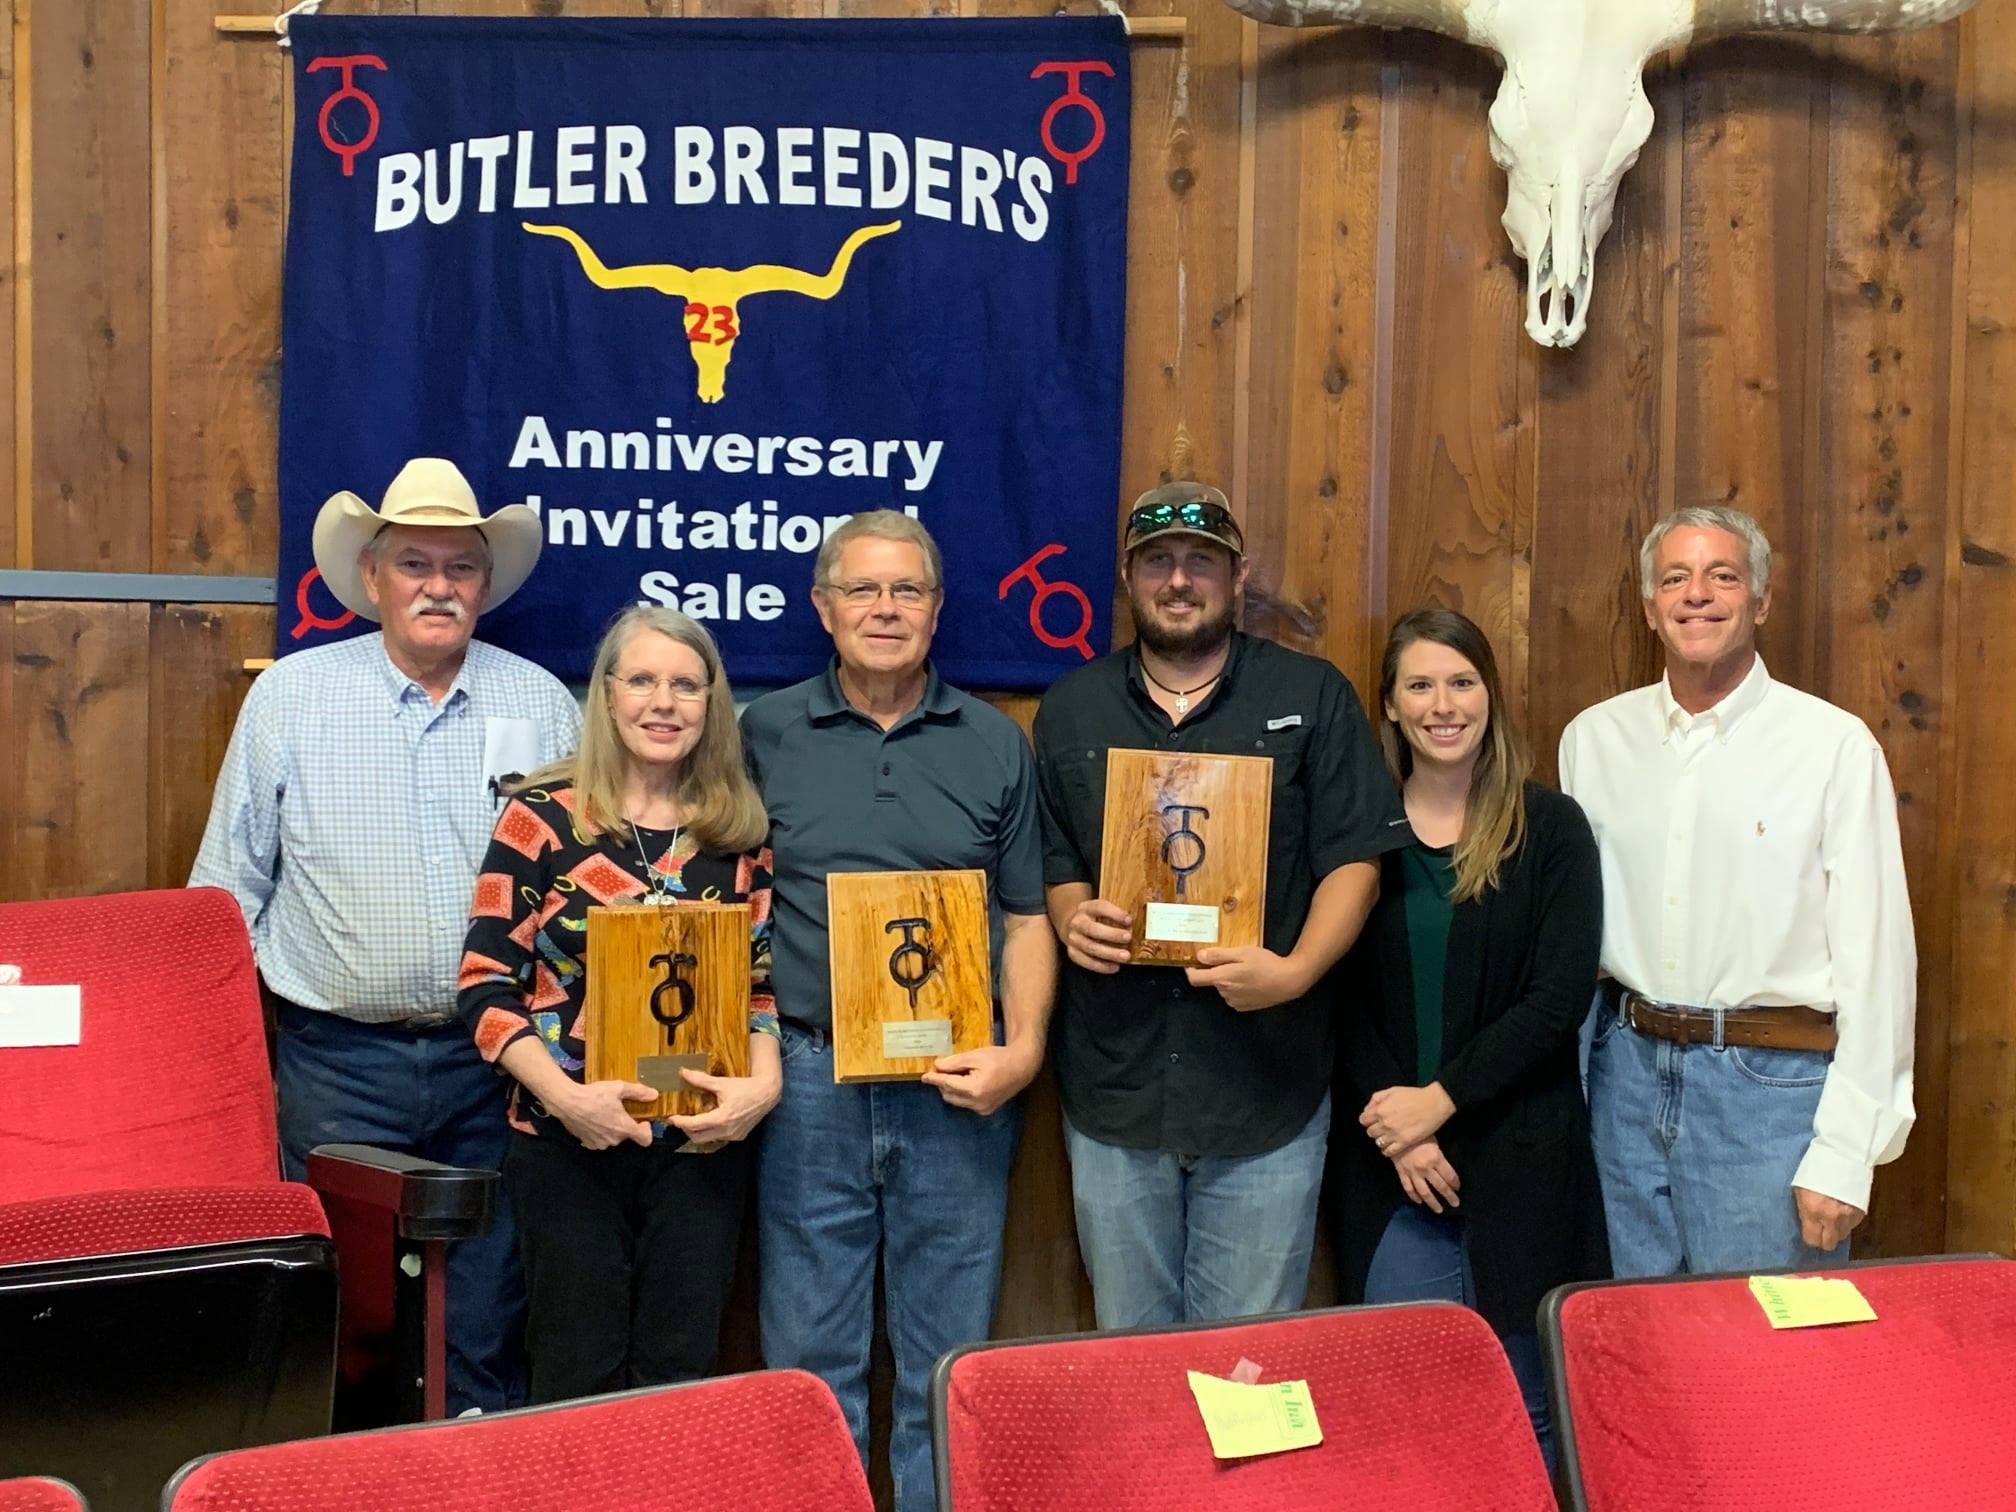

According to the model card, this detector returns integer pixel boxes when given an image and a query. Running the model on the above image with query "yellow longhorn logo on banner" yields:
[523,220,902,404]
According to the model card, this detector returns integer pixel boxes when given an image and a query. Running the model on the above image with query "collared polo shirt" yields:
[1033,633,1411,1158]
[741,659,1045,1031]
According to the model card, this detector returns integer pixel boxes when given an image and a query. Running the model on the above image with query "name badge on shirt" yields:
[483,717,540,806]
[1266,715,1303,731]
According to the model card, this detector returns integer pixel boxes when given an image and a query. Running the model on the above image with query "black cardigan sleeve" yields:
[1335,862,1412,1106]
[1436,790,1603,1111]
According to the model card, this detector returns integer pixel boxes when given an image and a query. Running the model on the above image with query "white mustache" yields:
[409,596,467,622]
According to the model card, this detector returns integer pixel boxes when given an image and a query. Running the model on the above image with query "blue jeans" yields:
[757,1024,1022,1512]
[275,1001,526,1414]
[1364,1204,1554,1472]
[1588,1006,1848,1276]
[1063,1095,1329,1328]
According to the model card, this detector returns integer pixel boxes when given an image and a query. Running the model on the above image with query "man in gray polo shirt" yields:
[741,509,1055,1512]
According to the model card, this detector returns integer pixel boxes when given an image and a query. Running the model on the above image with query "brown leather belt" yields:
[1617,988,1838,1053]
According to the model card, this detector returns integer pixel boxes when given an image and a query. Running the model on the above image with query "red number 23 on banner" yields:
[684,303,739,345]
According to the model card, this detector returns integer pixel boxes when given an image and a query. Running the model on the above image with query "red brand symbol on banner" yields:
[1030,61,1115,186]
[306,54,388,177]
[291,567,357,640]
[999,544,1095,661]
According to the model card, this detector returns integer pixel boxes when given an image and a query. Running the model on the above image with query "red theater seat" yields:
[930,1303,1554,1512]
[0,888,492,1512]
[0,1479,88,1512]
[1542,1255,2016,1511]
[163,1369,872,1512]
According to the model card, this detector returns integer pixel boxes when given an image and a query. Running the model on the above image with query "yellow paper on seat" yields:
[1185,1371,1323,1459]
[1748,1274,1878,1329]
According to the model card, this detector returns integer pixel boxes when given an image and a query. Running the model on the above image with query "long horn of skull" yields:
[1693,0,1986,40]
[1219,0,1477,36]
[1217,0,1991,347]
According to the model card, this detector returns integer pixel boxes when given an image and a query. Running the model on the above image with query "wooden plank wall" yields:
[4,0,2015,1401]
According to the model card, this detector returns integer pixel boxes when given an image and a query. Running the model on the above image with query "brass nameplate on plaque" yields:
[827,870,992,1083]
[1098,748,1271,966]
[636,1053,710,1094]
[585,903,750,1120]
[882,1019,955,1058]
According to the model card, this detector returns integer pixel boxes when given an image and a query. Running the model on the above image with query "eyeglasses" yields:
[824,579,937,609]
[1127,500,1239,537]
[607,672,708,702]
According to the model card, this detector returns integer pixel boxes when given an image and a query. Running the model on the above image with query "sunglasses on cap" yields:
[1125,498,1244,552]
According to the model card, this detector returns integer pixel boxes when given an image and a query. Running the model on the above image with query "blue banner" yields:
[279,15,1128,687]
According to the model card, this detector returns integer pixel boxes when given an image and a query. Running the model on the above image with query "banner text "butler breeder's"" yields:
[279,17,1129,687]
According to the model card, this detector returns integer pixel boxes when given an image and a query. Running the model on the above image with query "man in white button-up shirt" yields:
[192,460,581,1412]
[1559,505,1915,1274]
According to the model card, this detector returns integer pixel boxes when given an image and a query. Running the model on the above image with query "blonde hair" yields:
[516,606,768,853]
[1377,608,1532,905]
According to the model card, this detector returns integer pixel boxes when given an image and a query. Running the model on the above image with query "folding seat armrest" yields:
[305,1144,496,1242]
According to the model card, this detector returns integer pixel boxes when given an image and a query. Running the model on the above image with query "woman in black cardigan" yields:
[1330,608,1609,1470]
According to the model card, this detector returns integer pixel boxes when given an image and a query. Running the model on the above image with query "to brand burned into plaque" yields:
[826,870,992,1082]
[584,902,751,1121]
[1098,749,1271,966]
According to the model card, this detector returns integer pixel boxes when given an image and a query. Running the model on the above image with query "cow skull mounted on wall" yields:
[1217,0,1990,347]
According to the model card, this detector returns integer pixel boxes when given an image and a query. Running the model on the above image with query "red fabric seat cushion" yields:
[0,888,280,1203]
[0,1479,86,1512]
[0,1184,329,1269]
[166,1369,870,1512]
[1559,1257,2016,1510]
[942,1304,1552,1511]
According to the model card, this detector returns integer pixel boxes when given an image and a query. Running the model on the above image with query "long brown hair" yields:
[1377,608,1532,904]
[516,606,768,854]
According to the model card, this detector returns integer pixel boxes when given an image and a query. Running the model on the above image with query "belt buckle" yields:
[401,1010,457,1031]
[1617,991,1638,1034]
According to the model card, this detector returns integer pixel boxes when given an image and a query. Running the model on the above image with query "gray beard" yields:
[1131,598,1236,660]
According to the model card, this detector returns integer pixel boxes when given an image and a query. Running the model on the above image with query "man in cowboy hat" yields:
[192,457,580,1415]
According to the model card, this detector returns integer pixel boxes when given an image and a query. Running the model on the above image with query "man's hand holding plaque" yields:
[1060,896,1136,974]
[1184,946,1314,1012]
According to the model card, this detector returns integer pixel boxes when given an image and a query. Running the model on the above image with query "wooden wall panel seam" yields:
[1937,7,1976,1255]
[11,0,29,570]
[149,0,166,573]
[0,0,16,572]
[1229,13,1256,518]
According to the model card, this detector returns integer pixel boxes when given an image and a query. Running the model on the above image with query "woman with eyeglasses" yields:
[1328,608,1609,1470]
[457,605,779,1405]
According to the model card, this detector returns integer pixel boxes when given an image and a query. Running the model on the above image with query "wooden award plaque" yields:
[826,869,993,1084]
[1097,748,1272,966]
[584,902,751,1121]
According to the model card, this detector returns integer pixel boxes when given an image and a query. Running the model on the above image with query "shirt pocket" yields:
[1049,747,1110,842]
[1736,791,1827,922]
[1229,727,1309,840]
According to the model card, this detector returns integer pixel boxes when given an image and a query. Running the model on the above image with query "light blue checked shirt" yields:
[191,633,582,1023]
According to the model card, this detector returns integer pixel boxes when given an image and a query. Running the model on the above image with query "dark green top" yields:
[1400,840,1456,1084]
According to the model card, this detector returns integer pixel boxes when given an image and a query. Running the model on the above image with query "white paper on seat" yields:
[0,984,82,1047]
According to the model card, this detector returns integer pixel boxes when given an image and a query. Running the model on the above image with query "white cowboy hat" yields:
[312,458,543,621]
